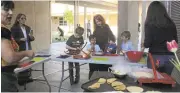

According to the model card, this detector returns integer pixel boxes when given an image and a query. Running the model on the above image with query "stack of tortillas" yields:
[132,72,153,78]
[127,86,144,92]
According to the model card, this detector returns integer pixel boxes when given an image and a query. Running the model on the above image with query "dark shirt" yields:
[93,24,115,51]
[1,27,18,72]
[66,35,84,55]
[144,24,178,55]
[66,35,84,48]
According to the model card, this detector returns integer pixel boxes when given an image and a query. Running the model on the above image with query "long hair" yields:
[93,14,106,30]
[1,1,14,10]
[145,1,175,28]
[13,13,26,26]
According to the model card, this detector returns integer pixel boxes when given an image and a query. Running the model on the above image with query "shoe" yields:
[74,76,80,84]
[69,76,74,85]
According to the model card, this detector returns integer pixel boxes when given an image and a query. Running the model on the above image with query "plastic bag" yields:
[110,63,132,75]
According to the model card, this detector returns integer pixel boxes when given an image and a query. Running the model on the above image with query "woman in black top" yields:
[1,1,34,92]
[143,1,178,75]
[89,14,115,79]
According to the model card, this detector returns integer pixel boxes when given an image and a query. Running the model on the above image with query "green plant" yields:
[64,10,74,33]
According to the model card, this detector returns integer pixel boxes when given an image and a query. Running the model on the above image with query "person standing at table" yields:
[86,35,101,79]
[91,14,116,78]
[87,20,91,38]
[142,1,178,75]
[66,26,84,85]
[11,13,35,85]
[1,1,34,92]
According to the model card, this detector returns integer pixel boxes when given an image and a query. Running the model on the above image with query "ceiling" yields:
[55,0,117,10]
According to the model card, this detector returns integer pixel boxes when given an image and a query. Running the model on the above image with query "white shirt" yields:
[21,26,29,50]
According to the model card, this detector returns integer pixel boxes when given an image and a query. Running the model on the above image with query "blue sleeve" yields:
[86,44,91,50]
[95,45,101,52]
[128,42,134,51]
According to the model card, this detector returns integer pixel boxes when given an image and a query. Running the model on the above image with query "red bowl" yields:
[126,51,143,62]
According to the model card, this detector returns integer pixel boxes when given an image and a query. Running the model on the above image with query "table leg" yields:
[58,61,64,92]
[42,63,51,92]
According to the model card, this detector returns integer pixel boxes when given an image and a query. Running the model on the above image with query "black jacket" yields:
[144,24,178,55]
[11,25,35,51]
[93,24,115,51]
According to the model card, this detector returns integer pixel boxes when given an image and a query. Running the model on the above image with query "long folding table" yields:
[51,55,146,92]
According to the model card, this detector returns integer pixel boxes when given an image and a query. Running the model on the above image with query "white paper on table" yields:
[19,57,32,63]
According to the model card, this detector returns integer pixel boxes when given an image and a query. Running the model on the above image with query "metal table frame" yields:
[14,57,51,92]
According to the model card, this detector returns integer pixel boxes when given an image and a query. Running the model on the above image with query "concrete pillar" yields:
[117,1,128,53]
[127,1,139,50]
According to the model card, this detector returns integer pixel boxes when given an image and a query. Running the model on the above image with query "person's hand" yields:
[107,48,112,52]
[20,38,27,41]
[29,35,35,40]
[25,50,35,58]
[74,47,81,50]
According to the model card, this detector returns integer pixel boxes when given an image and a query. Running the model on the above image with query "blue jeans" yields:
[147,55,174,75]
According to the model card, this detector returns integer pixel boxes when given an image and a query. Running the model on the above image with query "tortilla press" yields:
[138,53,176,87]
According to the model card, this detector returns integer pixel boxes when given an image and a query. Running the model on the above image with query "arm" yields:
[173,25,178,43]
[95,45,101,52]
[144,25,153,48]
[27,26,35,41]
[29,32,35,41]
[107,24,116,42]
[128,42,134,51]
[66,36,76,50]
[66,45,77,50]
[111,44,117,54]
[1,39,33,64]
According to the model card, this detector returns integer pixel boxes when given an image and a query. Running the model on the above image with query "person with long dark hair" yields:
[1,1,34,92]
[11,13,35,51]
[143,1,178,75]
[90,14,116,79]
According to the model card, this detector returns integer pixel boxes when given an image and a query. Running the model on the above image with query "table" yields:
[14,56,51,92]
[87,71,180,92]
[51,55,147,92]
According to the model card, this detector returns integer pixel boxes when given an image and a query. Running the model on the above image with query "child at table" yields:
[105,40,117,54]
[86,35,101,79]
[66,26,84,85]
[86,35,101,53]
[120,31,134,54]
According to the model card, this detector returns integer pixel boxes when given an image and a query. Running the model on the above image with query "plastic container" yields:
[126,51,144,62]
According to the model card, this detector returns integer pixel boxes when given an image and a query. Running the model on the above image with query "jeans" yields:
[147,54,174,75]
[68,62,80,83]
